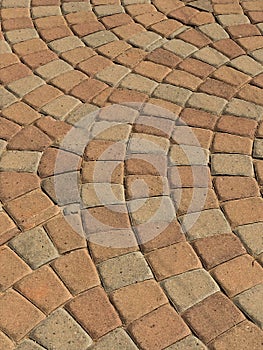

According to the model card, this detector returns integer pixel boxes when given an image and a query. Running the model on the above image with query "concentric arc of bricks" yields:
[0,0,263,349]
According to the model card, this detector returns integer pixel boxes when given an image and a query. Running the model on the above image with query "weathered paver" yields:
[1,1,263,348]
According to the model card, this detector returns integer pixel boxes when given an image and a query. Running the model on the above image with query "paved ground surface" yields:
[1,0,263,349]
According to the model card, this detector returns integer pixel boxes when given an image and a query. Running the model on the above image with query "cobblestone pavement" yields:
[1,0,263,349]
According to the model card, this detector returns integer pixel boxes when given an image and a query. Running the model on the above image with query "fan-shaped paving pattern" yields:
[0,0,263,349]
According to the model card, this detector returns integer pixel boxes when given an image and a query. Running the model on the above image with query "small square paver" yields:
[128,197,175,225]
[83,30,118,48]
[128,133,169,154]
[111,280,168,324]
[52,248,100,295]
[49,36,84,54]
[194,47,229,67]
[0,290,44,342]
[128,31,162,50]
[153,84,191,106]
[230,55,263,76]
[224,98,263,120]
[182,292,245,343]
[120,73,158,94]
[179,209,231,240]
[235,222,263,256]
[0,87,17,109]
[210,254,263,297]
[0,151,41,172]
[146,242,201,281]
[66,286,121,339]
[211,154,254,176]
[15,266,71,313]
[192,233,246,269]
[7,75,44,97]
[234,283,263,329]
[199,23,229,41]
[36,59,72,80]
[98,251,153,291]
[89,328,138,349]
[96,64,130,86]
[187,93,227,113]
[41,95,81,120]
[30,308,92,350]
[162,269,219,312]
[163,39,197,58]
[81,183,125,207]
[10,226,59,269]
[128,305,190,350]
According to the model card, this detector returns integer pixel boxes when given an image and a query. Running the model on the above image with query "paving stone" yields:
[10,226,59,269]
[96,64,130,86]
[209,320,263,350]
[234,283,263,329]
[222,197,263,228]
[15,265,71,313]
[111,280,168,324]
[212,132,252,155]
[128,305,190,350]
[216,115,257,138]
[31,308,92,350]
[163,39,197,58]
[0,171,40,203]
[211,154,254,176]
[83,30,118,48]
[98,251,153,291]
[62,1,91,13]
[126,175,169,199]
[128,133,169,154]
[212,66,250,87]
[211,254,263,297]
[163,269,219,312]
[187,92,227,113]
[0,290,44,342]
[8,126,52,151]
[0,246,31,292]
[36,59,72,80]
[5,28,38,44]
[193,233,246,270]
[0,151,41,172]
[89,328,138,350]
[49,36,84,53]
[32,6,61,18]
[2,101,41,125]
[91,121,131,141]
[165,335,207,350]
[179,209,231,240]
[146,242,201,280]
[82,183,125,207]
[218,14,249,26]
[41,95,81,120]
[7,75,44,97]
[199,23,229,40]
[153,84,191,106]
[0,117,21,141]
[128,31,162,50]
[120,73,157,94]
[193,47,229,67]
[52,248,100,295]
[182,292,245,343]
[254,138,263,158]
[169,144,209,165]
[235,222,263,256]
[230,55,263,76]
[94,4,124,17]
[168,165,212,189]
[66,286,121,339]
[213,176,259,201]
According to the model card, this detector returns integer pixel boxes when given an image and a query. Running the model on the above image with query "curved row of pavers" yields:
[0,0,262,350]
